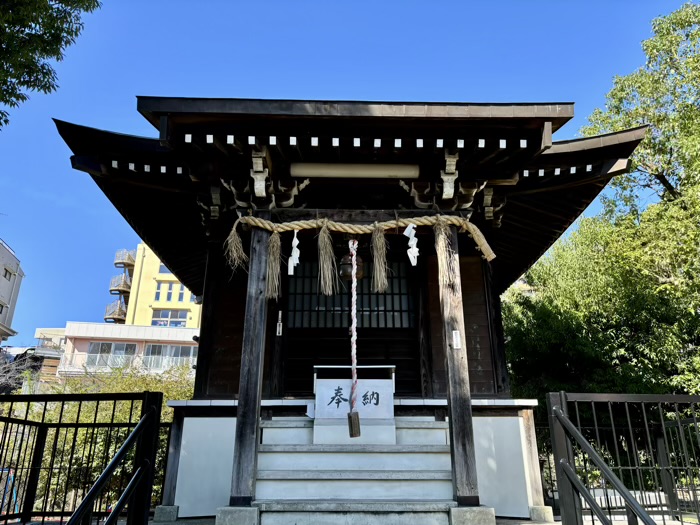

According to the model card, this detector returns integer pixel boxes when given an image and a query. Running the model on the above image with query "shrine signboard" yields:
[315,379,394,419]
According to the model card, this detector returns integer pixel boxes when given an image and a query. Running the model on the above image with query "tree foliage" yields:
[582,2,700,214]
[505,189,700,401]
[15,367,194,512]
[505,3,700,404]
[0,0,100,127]
[45,365,194,422]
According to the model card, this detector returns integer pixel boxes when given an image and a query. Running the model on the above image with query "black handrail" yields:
[65,391,162,525]
[104,466,145,525]
[67,410,153,525]
[560,461,612,525]
[552,405,656,525]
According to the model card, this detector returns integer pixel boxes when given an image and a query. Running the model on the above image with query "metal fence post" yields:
[548,392,582,525]
[127,392,163,525]
[20,425,47,524]
[657,435,679,517]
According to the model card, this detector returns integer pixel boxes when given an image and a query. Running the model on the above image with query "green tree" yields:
[0,0,100,128]
[505,3,700,404]
[582,2,700,214]
[20,366,194,511]
[47,365,194,422]
[504,189,700,402]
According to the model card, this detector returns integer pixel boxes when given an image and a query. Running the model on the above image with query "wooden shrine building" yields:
[56,98,644,525]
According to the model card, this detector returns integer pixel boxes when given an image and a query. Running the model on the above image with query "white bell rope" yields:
[349,239,359,414]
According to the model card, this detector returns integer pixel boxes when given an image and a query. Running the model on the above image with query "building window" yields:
[190,293,195,303]
[0,305,4,314]
[144,344,198,370]
[159,263,170,274]
[155,281,162,301]
[178,285,185,302]
[287,261,415,329]
[3,269,10,281]
[151,309,188,327]
[87,342,136,367]
[166,283,173,301]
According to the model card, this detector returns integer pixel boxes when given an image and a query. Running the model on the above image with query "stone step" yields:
[253,499,458,512]
[261,419,446,429]
[394,421,448,429]
[249,500,495,525]
[259,510,449,525]
[257,469,452,480]
[258,444,451,471]
[259,444,449,452]
[261,419,314,428]
[255,477,453,500]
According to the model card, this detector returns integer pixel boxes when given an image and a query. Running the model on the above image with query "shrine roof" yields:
[54,97,645,295]
[137,97,575,132]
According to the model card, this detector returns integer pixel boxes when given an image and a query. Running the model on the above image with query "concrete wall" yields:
[0,240,24,341]
[126,243,202,328]
[171,400,543,519]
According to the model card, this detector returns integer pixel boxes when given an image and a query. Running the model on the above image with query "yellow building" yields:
[106,243,202,328]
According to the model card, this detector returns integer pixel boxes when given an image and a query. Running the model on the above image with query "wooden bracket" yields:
[441,152,459,200]
[250,147,269,198]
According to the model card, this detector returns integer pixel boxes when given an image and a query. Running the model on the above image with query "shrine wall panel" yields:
[427,256,496,396]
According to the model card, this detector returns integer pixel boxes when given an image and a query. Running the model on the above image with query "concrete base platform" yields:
[148,515,556,525]
[216,507,258,525]
[529,506,555,522]
[450,506,496,525]
[154,505,179,522]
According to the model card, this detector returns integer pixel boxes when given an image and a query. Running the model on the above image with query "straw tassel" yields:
[266,230,281,299]
[317,220,338,296]
[371,223,388,293]
[225,217,248,271]
[434,216,457,290]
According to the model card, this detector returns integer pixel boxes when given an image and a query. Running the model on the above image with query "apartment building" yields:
[37,243,201,380]
[0,239,24,341]
[57,322,198,376]
[106,243,202,329]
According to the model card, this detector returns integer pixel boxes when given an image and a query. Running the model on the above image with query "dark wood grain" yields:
[229,221,270,506]
[437,225,479,506]
[161,409,184,506]
[193,240,222,399]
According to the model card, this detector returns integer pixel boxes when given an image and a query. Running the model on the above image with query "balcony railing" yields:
[104,300,127,323]
[114,249,136,268]
[58,353,197,374]
[109,273,132,295]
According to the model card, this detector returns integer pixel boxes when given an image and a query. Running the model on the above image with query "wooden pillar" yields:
[161,408,184,506]
[437,226,479,506]
[229,223,270,506]
[193,240,223,399]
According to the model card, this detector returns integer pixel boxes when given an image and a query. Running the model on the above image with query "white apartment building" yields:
[0,239,24,341]
[57,322,199,376]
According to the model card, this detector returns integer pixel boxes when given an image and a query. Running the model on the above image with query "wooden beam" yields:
[159,115,170,147]
[437,226,479,506]
[161,408,184,505]
[267,208,469,225]
[229,219,270,506]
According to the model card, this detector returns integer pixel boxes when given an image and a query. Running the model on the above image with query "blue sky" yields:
[0,1,681,345]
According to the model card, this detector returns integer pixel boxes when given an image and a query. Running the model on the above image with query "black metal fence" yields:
[0,392,169,525]
[536,425,560,515]
[546,392,700,525]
